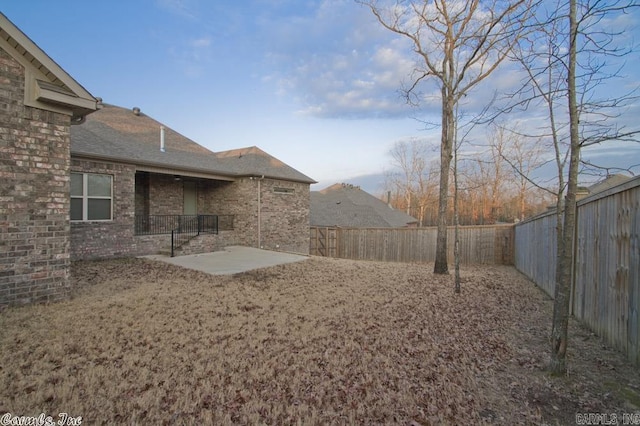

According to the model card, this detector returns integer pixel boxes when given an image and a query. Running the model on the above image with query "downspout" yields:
[256,175,264,248]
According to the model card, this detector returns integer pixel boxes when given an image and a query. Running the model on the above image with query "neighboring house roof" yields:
[71,104,315,184]
[587,174,631,195]
[0,13,98,120]
[311,183,418,228]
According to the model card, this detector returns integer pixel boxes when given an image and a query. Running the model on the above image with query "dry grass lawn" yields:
[1,256,638,425]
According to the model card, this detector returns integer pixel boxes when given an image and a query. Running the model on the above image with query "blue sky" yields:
[2,0,639,193]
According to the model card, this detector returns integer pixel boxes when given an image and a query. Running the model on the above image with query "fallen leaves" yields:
[0,257,637,424]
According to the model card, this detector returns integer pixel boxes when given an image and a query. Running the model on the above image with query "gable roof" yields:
[71,104,315,183]
[311,183,418,228]
[215,146,315,183]
[0,13,98,120]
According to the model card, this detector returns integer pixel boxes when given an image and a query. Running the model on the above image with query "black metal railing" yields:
[134,214,234,236]
[170,228,195,257]
[134,214,234,257]
[170,215,219,257]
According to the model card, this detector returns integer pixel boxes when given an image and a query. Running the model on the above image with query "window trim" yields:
[70,172,113,222]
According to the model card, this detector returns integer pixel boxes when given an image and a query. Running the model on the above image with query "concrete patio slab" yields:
[142,246,308,275]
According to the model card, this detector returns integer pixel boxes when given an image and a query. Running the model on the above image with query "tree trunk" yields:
[550,0,579,375]
[520,185,526,221]
[454,123,460,293]
[434,91,453,274]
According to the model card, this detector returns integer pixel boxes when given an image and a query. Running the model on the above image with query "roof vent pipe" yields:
[160,126,165,153]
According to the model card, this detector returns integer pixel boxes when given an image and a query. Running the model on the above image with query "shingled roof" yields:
[311,183,418,228]
[71,104,315,183]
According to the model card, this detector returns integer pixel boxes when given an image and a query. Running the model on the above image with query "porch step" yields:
[159,232,215,257]
[156,248,172,256]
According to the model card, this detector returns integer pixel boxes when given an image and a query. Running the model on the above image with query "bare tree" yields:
[455,131,514,225]
[489,124,547,221]
[550,0,580,376]
[539,0,640,375]
[358,0,535,273]
[385,138,430,219]
[414,162,439,226]
[502,0,639,374]
[505,134,546,221]
[467,127,511,223]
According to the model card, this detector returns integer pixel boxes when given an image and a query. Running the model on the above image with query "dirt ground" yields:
[0,256,638,425]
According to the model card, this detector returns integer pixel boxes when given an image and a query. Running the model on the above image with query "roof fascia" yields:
[71,152,236,182]
[0,13,98,119]
[236,173,316,185]
[136,165,235,182]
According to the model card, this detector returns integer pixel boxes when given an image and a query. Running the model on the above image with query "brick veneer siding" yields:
[72,169,240,259]
[0,50,73,306]
[69,166,310,260]
[70,164,210,259]
[70,159,137,260]
[148,173,183,215]
[207,177,310,254]
[258,179,310,254]
[205,178,257,248]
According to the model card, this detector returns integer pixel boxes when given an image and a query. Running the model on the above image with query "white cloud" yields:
[189,37,211,48]
[166,35,214,78]
[156,0,198,20]
[259,0,419,119]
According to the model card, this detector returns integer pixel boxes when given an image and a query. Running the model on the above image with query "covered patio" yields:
[133,171,236,255]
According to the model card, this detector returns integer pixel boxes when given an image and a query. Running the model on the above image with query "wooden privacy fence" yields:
[310,225,514,265]
[514,176,640,365]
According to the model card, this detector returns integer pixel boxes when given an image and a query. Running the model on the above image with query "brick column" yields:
[0,50,72,306]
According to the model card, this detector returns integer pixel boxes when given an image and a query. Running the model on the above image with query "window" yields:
[71,173,113,221]
[273,187,295,194]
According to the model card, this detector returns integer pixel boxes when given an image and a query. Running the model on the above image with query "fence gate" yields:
[310,227,337,257]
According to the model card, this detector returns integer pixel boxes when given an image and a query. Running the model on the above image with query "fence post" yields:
[325,227,330,257]
[171,230,175,257]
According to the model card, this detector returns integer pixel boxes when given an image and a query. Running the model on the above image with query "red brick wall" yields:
[0,49,72,306]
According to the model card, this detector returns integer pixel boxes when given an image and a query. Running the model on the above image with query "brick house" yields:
[0,14,314,307]
[70,104,315,260]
